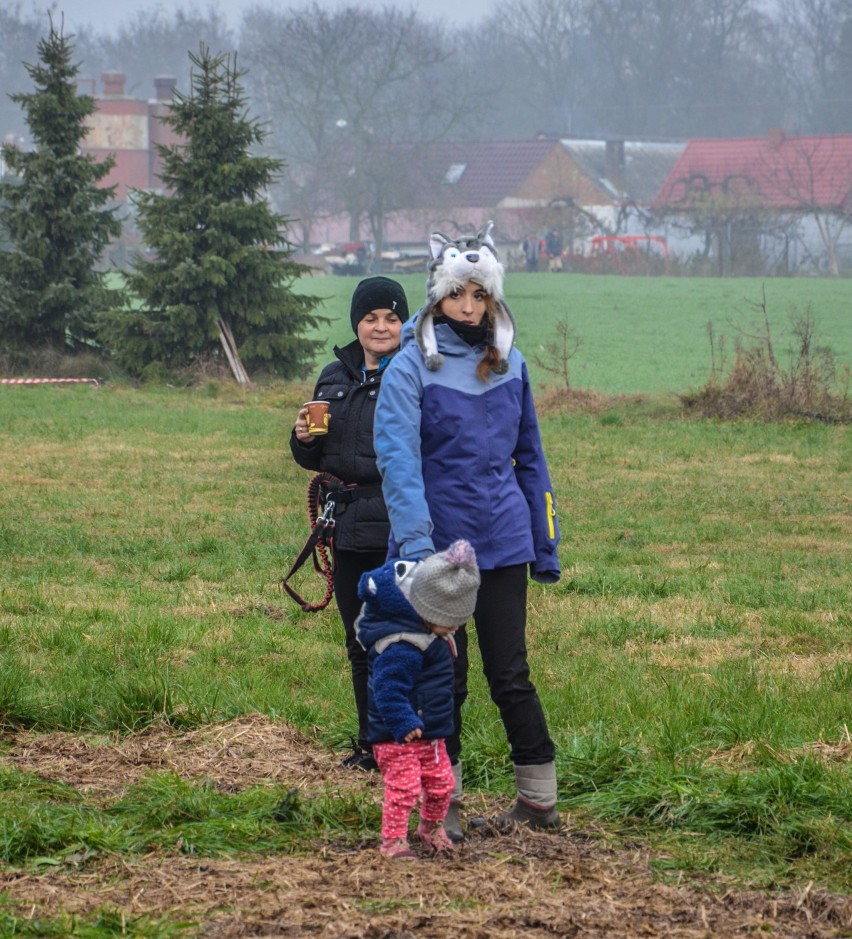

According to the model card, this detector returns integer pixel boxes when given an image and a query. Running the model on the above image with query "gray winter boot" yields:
[472,762,562,832]
[442,761,464,843]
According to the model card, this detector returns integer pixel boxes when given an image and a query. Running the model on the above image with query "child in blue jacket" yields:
[356,540,480,859]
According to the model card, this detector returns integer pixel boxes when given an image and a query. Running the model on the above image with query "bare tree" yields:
[657,171,773,275]
[584,0,779,137]
[489,0,592,134]
[241,4,487,253]
[72,6,235,99]
[759,136,852,275]
[586,0,681,136]
[684,0,784,134]
[776,0,852,132]
[482,0,783,139]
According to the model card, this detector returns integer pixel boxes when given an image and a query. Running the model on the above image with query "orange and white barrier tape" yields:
[1,377,100,387]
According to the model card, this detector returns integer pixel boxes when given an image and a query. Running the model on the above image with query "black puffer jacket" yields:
[290,338,391,553]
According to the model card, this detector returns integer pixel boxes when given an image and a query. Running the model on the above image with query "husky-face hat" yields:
[416,221,516,374]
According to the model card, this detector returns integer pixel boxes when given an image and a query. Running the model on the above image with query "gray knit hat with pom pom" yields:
[408,540,480,627]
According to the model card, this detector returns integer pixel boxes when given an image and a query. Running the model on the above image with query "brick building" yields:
[81,72,180,200]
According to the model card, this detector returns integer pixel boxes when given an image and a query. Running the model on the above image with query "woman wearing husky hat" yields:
[373,222,561,839]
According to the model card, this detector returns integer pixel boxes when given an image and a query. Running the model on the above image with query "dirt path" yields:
[3,715,850,938]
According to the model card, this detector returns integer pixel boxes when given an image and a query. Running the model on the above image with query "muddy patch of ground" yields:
[3,715,850,938]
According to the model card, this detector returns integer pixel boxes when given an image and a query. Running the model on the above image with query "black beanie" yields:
[349,276,410,333]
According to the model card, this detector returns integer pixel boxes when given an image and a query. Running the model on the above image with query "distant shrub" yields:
[681,294,850,423]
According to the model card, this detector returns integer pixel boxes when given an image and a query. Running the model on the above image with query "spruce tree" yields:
[0,19,120,353]
[102,45,323,380]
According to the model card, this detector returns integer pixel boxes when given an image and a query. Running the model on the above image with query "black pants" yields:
[333,548,388,751]
[446,564,555,767]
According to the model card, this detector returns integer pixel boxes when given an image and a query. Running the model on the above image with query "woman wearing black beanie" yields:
[290,276,409,770]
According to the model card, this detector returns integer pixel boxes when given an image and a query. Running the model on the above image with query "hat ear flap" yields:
[491,299,516,374]
[415,309,444,371]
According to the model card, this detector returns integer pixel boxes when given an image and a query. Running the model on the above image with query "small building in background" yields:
[81,72,180,200]
[654,131,852,274]
[310,136,685,273]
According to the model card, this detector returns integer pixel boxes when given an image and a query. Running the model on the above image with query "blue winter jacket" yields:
[374,314,560,582]
[355,560,455,745]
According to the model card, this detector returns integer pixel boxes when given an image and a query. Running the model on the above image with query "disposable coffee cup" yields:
[304,400,330,435]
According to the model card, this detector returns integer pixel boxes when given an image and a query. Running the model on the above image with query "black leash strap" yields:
[281,473,343,612]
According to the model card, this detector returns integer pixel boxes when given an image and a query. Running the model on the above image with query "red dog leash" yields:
[281,473,342,612]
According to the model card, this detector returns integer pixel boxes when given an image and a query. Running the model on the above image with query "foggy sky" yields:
[52,0,493,35]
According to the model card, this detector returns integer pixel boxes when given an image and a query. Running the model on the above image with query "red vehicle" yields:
[590,235,668,258]
[586,235,669,274]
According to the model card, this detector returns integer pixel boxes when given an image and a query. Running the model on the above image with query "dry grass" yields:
[2,716,852,938]
[680,305,851,423]
[705,728,852,768]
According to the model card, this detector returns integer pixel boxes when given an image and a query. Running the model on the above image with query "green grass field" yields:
[1,373,850,906]
[300,273,852,395]
[0,275,850,936]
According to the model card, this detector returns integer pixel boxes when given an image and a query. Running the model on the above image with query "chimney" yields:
[154,76,177,101]
[767,128,785,149]
[101,71,126,96]
[604,140,625,191]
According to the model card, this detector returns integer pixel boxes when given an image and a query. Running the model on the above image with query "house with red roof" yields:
[654,131,852,274]
[311,136,683,270]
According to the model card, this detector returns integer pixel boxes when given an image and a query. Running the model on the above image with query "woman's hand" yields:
[404,727,422,742]
[294,406,312,442]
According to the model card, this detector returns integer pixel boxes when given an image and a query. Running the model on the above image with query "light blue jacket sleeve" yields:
[374,351,436,560]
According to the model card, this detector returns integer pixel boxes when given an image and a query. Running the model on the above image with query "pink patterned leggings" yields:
[373,738,455,840]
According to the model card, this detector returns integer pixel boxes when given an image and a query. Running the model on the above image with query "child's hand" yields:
[404,727,422,742]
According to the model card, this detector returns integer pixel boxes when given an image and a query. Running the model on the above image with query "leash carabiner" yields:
[317,497,336,530]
